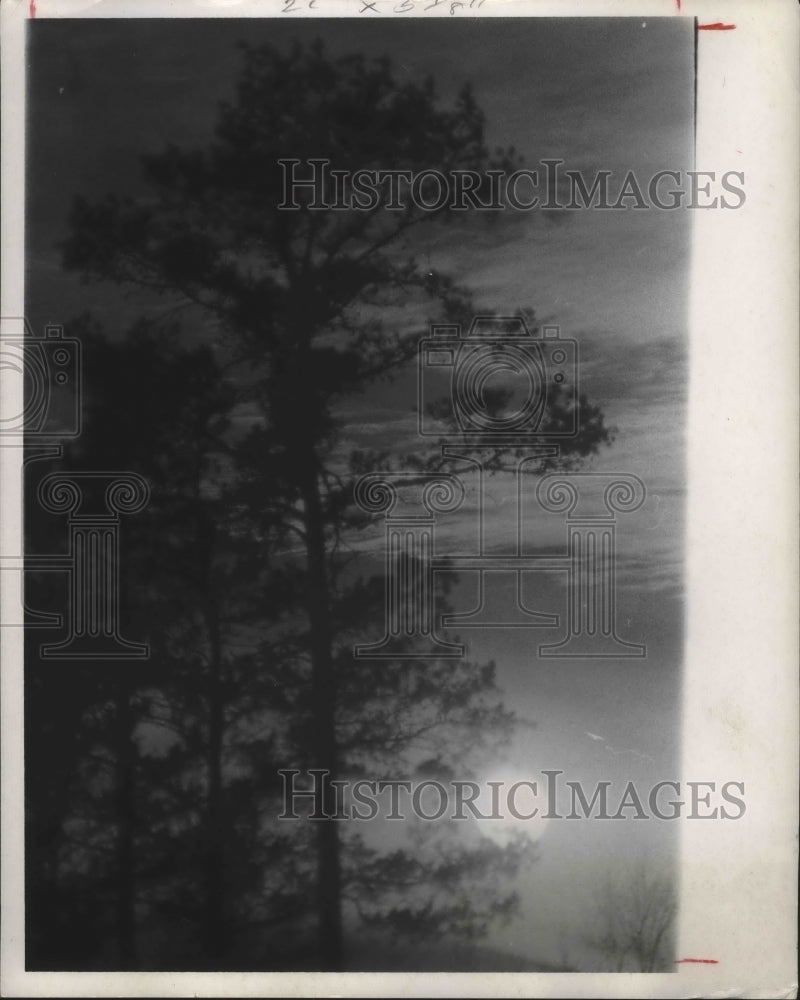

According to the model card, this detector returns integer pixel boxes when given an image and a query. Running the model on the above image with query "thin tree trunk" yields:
[194,498,227,968]
[300,461,344,971]
[203,591,226,967]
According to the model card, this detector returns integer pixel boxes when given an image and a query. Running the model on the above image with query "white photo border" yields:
[2,1,797,996]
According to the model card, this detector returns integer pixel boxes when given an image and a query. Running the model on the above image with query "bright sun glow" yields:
[473,766,550,845]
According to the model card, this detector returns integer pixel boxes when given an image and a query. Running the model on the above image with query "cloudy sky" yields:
[26,16,694,968]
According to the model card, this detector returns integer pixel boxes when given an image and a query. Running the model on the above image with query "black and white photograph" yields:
[1,2,797,997]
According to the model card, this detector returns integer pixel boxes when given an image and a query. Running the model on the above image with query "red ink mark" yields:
[676,0,681,10]
[697,22,736,30]
[29,0,36,16]
[675,958,719,964]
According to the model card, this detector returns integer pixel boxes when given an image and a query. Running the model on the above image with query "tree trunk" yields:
[203,592,227,967]
[114,680,137,967]
[300,459,344,971]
